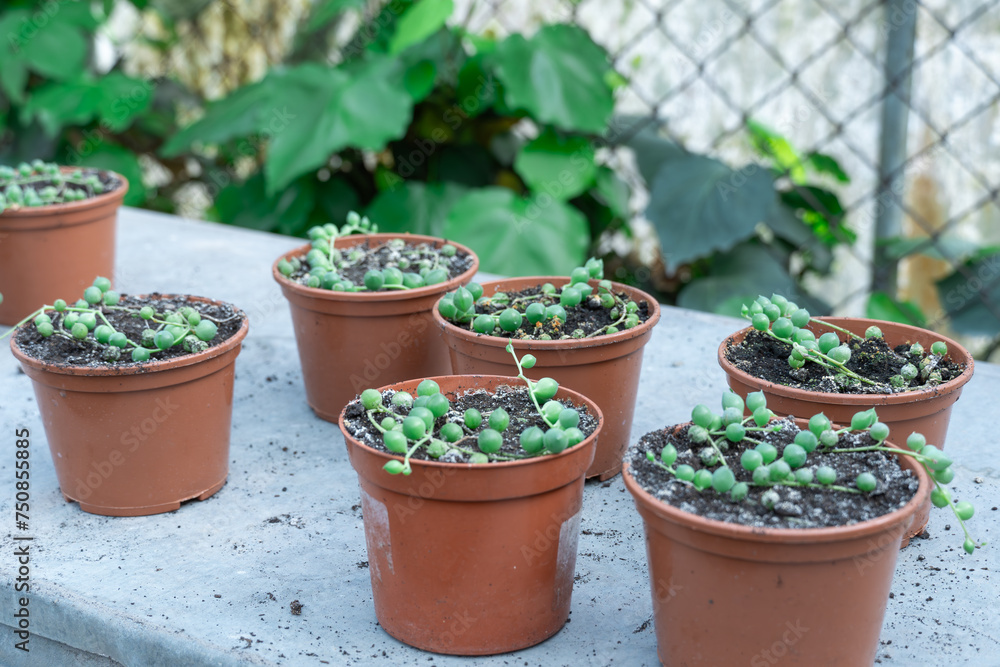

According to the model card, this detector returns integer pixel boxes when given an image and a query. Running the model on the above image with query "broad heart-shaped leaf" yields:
[443,187,589,275]
[936,252,1000,336]
[388,0,454,54]
[622,119,685,186]
[304,0,367,34]
[644,154,776,272]
[365,181,468,237]
[160,77,281,156]
[18,20,88,81]
[593,165,630,219]
[494,25,613,133]
[513,128,596,201]
[264,59,413,195]
[865,291,927,328]
[677,244,828,317]
[95,73,154,131]
[68,143,147,206]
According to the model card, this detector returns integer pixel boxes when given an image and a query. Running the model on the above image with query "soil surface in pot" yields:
[285,238,473,291]
[625,418,918,529]
[343,385,598,464]
[725,329,965,394]
[1,167,123,208]
[449,286,652,340]
[14,294,244,367]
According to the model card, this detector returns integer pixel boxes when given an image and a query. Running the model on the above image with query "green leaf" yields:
[936,252,1000,336]
[18,21,88,81]
[593,166,630,218]
[70,144,146,207]
[443,187,589,275]
[455,53,498,119]
[494,25,613,133]
[311,175,361,230]
[304,0,366,34]
[0,61,28,104]
[513,128,596,201]
[213,172,316,235]
[644,154,776,271]
[403,60,437,102]
[263,59,413,194]
[805,152,850,183]
[20,80,103,136]
[764,203,833,274]
[95,73,154,132]
[624,120,685,185]
[678,244,827,316]
[160,77,281,156]
[366,181,467,237]
[865,291,927,328]
[781,185,844,218]
[881,235,989,263]
[747,120,804,182]
[388,0,454,54]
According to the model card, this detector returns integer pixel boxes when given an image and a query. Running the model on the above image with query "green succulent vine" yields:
[0,161,110,212]
[742,293,952,390]
[0,277,229,363]
[359,345,587,475]
[645,390,983,554]
[277,211,460,292]
[438,257,642,339]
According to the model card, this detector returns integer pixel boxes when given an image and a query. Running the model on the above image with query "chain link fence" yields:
[459,0,1000,358]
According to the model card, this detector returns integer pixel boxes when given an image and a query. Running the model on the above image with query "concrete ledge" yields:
[0,209,996,666]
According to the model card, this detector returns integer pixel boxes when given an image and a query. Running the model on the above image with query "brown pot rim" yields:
[623,418,931,545]
[0,168,128,228]
[717,316,975,406]
[272,234,480,304]
[338,374,604,473]
[431,276,661,350]
[9,294,248,378]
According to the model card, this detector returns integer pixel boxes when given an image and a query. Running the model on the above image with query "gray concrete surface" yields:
[0,208,996,667]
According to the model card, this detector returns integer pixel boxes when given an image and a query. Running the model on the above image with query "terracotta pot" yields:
[719,318,972,546]
[339,374,602,655]
[10,295,248,517]
[719,317,974,449]
[432,277,660,481]
[0,170,127,325]
[273,234,479,421]
[624,420,931,667]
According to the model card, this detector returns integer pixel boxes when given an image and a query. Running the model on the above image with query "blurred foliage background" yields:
[1,0,998,357]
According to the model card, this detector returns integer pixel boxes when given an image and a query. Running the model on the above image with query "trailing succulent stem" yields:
[0,277,228,362]
[277,210,460,292]
[741,293,951,391]
[645,390,983,554]
[438,257,641,339]
[0,161,108,212]
[360,345,586,475]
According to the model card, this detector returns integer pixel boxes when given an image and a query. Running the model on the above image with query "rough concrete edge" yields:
[1,579,278,667]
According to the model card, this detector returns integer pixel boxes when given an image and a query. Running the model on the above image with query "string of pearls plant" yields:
[277,211,460,291]
[438,257,642,339]
[645,390,982,554]
[742,293,952,390]
[0,277,231,362]
[359,344,587,475]
[0,161,109,212]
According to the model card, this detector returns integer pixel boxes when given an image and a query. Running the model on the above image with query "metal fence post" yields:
[873,0,918,295]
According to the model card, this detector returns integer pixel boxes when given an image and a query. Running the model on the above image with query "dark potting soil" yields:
[625,418,919,529]
[342,385,598,464]
[452,286,652,339]
[725,328,965,394]
[14,294,244,368]
[287,239,473,290]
